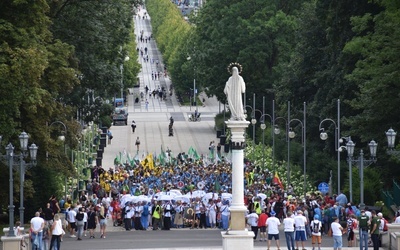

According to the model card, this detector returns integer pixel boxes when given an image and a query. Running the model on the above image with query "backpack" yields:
[383,218,388,231]
[312,221,320,234]
[359,214,369,230]
[76,212,84,221]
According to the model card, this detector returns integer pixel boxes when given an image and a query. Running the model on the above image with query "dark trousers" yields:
[371,234,380,250]
[153,217,162,230]
[124,218,132,230]
[199,213,207,228]
[134,217,143,230]
[49,234,61,250]
[251,226,258,239]
[163,216,171,230]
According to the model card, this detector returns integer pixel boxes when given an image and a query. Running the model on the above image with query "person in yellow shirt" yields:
[152,201,162,230]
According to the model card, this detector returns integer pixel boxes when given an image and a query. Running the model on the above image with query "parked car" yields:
[112,107,128,125]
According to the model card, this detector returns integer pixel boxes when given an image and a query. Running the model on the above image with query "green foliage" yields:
[245,141,315,196]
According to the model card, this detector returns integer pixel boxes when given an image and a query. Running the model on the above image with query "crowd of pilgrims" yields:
[56,156,366,235]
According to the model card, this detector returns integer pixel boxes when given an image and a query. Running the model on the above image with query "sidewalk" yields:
[101,8,221,170]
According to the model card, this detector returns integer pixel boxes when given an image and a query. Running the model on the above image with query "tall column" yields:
[221,120,254,250]
[226,121,249,230]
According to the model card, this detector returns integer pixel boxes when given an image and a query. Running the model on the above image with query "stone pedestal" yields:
[221,231,254,250]
[221,120,254,250]
[1,235,24,250]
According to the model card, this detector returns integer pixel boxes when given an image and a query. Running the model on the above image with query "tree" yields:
[344,0,400,182]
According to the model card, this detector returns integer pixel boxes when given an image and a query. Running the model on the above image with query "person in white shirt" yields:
[82,207,88,237]
[266,211,281,249]
[67,205,77,237]
[173,201,184,228]
[163,201,173,230]
[310,214,322,250]
[294,210,308,250]
[207,200,217,228]
[49,214,63,250]
[219,200,230,231]
[246,210,259,240]
[283,212,295,250]
[124,203,134,231]
[30,212,45,249]
[394,214,400,223]
[134,203,143,230]
[331,217,344,250]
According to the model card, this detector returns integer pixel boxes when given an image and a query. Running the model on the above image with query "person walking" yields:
[266,211,281,250]
[131,120,136,133]
[135,137,140,152]
[99,203,107,238]
[49,214,63,250]
[67,205,77,238]
[87,205,98,238]
[283,212,295,250]
[75,207,85,240]
[246,210,259,240]
[331,217,344,250]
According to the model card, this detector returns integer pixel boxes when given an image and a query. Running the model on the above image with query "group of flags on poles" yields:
[113,145,285,190]
[113,145,202,170]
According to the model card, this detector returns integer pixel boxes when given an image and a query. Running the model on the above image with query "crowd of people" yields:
[25,149,396,250]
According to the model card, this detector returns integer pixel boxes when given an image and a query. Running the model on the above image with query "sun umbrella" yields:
[157,194,174,201]
[173,195,190,204]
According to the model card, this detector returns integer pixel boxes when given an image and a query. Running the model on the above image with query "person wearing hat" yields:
[266,210,280,249]
[310,214,322,250]
[294,210,308,250]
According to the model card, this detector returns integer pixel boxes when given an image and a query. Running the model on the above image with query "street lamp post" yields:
[251,93,257,162]
[274,113,289,185]
[0,132,38,236]
[386,128,400,158]
[49,121,68,200]
[187,56,197,113]
[319,99,341,194]
[288,102,307,198]
[259,97,273,170]
[120,56,130,105]
[343,138,377,207]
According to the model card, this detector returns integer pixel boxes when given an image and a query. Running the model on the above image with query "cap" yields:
[378,212,383,217]
[270,211,276,216]
[314,214,319,220]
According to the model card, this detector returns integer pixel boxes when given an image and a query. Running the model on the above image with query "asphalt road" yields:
[58,228,361,250]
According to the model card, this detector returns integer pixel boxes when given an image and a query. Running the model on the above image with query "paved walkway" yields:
[101,8,223,170]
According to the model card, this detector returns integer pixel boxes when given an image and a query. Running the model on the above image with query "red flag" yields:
[272,172,284,189]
